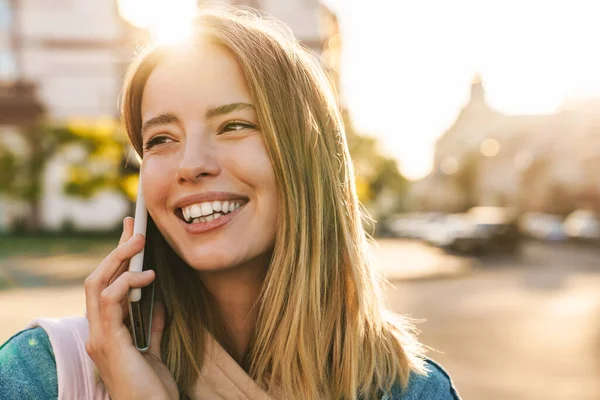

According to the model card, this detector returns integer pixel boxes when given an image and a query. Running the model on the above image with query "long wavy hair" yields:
[120,6,427,399]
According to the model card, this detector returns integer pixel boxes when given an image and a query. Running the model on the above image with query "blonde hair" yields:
[121,6,427,399]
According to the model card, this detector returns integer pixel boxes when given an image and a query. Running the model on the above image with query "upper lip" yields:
[173,191,250,210]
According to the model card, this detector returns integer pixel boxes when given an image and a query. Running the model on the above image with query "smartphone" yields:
[127,169,155,352]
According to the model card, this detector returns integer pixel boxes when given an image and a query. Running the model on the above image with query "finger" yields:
[92,234,145,289]
[111,217,139,322]
[148,301,166,361]
[100,270,155,333]
[108,259,131,286]
[109,226,137,284]
[109,217,136,286]
[85,234,145,335]
[118,217,135,246]
[111,217,136,285]
[117,217,128,244]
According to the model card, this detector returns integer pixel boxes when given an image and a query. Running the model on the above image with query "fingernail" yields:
[143,270,153,275]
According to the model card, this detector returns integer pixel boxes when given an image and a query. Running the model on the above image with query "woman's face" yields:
[140,43,279,274]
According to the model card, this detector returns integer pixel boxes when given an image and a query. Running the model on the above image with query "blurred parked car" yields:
[463,207,522,255]
[563,210,600,241]
[386,212,442,239]
[420,207,521,255]
[422,213,486,252]
[387,208,521,255]
[519,212,566,241]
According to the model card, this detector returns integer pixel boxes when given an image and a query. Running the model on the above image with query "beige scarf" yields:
[28,316,276,399]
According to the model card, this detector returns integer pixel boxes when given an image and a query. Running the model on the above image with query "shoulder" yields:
[385,359,461,400]
[0,327,58,399]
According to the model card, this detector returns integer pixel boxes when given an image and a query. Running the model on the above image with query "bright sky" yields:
[324,0,600,180]
[118,0,600,180]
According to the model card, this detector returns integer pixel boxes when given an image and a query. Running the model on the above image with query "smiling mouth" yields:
[176,199,247,224]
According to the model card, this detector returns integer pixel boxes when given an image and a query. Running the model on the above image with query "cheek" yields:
[222,139,278,191]
[221,140,279,226]
[141,157,177,206]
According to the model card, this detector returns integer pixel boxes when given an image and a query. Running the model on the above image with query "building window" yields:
[0,0,16,81]
[0,0,10,28]
[0,51,16,81]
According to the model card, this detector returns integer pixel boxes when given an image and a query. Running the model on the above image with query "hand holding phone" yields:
[83,169,177,398]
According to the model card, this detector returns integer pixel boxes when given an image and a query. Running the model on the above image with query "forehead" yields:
[141,43,252,119]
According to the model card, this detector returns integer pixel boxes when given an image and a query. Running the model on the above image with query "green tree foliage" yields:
[0,143,17,192]
[61,119,139,207]
[0,120,138,232]
[0,123,76,231]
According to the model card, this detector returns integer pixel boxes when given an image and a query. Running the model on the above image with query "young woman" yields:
[0,7,460,399]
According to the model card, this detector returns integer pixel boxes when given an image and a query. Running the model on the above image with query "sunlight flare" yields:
[117,0,196,44]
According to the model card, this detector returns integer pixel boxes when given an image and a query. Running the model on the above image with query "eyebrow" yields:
[205,102,256,119]
[141,102,256,136]
[141,113,179,136]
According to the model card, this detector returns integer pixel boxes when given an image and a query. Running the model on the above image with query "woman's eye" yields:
[144,135,171,150]
[219,122,255,134]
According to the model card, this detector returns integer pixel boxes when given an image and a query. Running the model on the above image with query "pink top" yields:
[27,317,275,399]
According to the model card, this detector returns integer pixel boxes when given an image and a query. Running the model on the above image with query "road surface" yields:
[1,239,598,400]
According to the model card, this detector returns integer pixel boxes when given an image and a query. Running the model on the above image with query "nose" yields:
[176,136,221,183]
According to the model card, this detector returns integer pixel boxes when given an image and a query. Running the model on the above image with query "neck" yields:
[198,255,269,364]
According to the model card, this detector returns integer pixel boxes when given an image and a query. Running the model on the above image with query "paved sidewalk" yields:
[0,253,105,288]
[370,239,473,281]
[0,285,86,343]
[0,239,473,289]
[0,239,472,289]
[0,239,473,343]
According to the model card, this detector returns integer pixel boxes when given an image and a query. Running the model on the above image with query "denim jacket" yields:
[384,359,461,399]
[0,327,460,399]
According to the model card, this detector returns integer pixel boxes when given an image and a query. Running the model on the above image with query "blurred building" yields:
[413,77,600,214]
[0,1,44,125]
[228,0,323,53]
[0,0,136,231]
[0,0,328,231]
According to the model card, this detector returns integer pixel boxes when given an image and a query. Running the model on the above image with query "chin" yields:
[181,245,274,275]
[178,247,236,272]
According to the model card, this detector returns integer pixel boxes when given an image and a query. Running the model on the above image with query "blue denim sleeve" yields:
[385,359,461,400]
[0,327,58,400]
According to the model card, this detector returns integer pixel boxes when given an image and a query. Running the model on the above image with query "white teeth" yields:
[200,202,212,216]
[182,200,244,222]
[190,204,202,220]
[188,213,225,224]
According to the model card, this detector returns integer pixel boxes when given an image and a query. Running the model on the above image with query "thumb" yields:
[148,301,166,361]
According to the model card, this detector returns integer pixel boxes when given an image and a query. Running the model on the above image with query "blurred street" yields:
[388,240,600,400]
[1,239,599,399]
